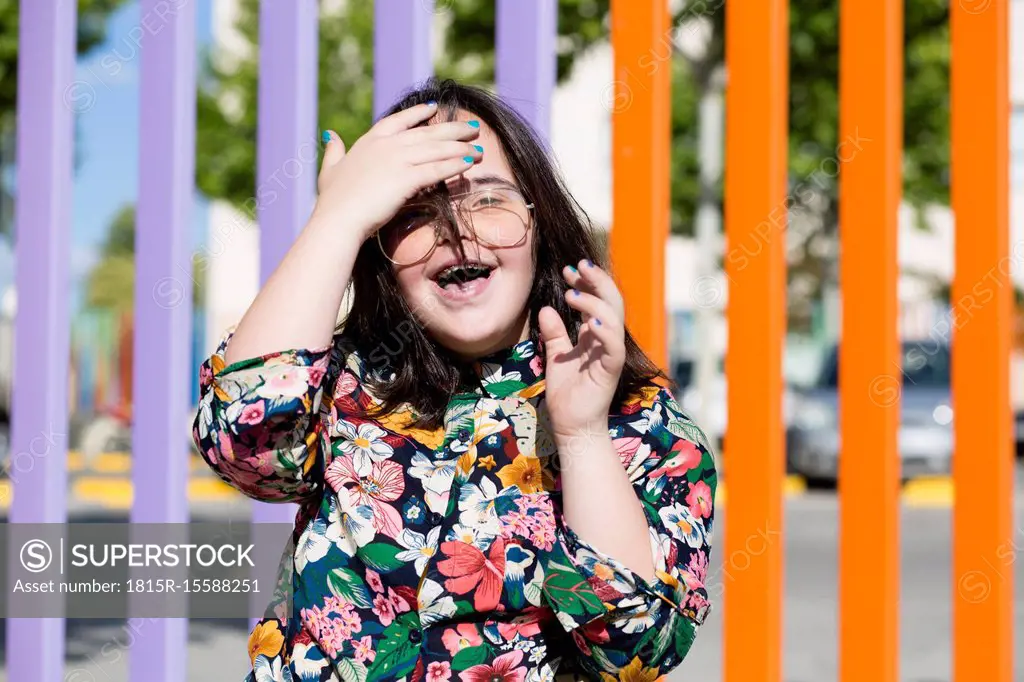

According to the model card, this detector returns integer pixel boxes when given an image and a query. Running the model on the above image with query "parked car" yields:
[787,341,953,482]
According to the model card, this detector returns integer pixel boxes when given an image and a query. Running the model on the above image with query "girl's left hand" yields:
[538,259,626,439]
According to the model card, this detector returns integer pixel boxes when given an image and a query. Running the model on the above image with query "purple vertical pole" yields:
[373,0,434,118]
[7,1,75,680]
[252,2,320,529]
[496,0,558,141]
[128,0,196,680]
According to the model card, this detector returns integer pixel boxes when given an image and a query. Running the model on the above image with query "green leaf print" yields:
[667,418,714,454]
[451,644,492,671]
[482,379,528,399]
[673,618,697,660]
[542,563,605,616]
[327,568,372,609]
[359,543,405,573]
[451,599,476,617]
[367,612,422,682]
[338,658,369,682]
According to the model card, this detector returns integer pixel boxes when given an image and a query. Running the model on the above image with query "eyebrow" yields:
[445,174,520,195]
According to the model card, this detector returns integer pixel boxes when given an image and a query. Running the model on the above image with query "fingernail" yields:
[463,156,474,163]
[594,318,602,326]
[321,130,332,144]
[583,259,593,268]
[473,145,484,153]
[468,120,481,128]
[567,265,577,274]
[571,289,580,296]
[426,100,437,107]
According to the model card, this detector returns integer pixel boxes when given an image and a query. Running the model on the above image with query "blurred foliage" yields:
[86,203,204,313]
[0,0,132,237]
[193,0,950,330]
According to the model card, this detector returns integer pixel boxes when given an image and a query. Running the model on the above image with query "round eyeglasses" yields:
[377,187,535,266]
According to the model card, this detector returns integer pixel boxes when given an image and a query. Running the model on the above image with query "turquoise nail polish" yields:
[567,265,577,274]
[321,131,331,144]
[463,156,474,163]
[468,120,481,128]
[426,100,437,106]
[473,145,484,153]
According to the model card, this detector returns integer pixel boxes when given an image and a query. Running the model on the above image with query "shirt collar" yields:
[467,338,546,399]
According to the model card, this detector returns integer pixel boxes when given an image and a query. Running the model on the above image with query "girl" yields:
[193,78,715,682]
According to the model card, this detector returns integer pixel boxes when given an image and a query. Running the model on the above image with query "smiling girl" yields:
[193,79,716,682]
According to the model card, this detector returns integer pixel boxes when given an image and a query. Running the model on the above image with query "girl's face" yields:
[385,111,536,358]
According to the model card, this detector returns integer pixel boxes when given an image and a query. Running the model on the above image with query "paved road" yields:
[2,490,1022,682]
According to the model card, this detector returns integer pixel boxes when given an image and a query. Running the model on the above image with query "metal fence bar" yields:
[608,0,671,368]
[722,1,788,681]
[837,2,902,681]
[127,1,198,680]
[250,0,320,532]
[495,0,557,142]
[6,1,77,680]
[373,0,434,119]
[951,3,1013,681]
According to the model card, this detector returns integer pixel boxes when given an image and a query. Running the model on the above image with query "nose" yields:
[434,204,477,246]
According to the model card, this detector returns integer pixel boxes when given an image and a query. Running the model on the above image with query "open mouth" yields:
[432,262,495,291]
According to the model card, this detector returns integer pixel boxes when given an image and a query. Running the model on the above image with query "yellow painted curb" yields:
[901,476,954,508]
[715,475,807,506]
[0,480,11,508]
[71,477,243,509]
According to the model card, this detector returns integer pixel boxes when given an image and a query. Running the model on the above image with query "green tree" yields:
[0,0,133,236]
[86,203,205,313]
[195,0,951,330]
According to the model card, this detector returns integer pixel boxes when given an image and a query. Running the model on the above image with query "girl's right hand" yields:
[313,102,483,241]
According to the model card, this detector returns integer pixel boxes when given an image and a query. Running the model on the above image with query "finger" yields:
[538,306,574,359]
[565,260,625,319]
[368,101,440,137]
[579,317,626,373]
[318,130,346,192]
[565,288,621,329]
[398,119,483,146]
[404,140,483,166]
[407,155,479,191]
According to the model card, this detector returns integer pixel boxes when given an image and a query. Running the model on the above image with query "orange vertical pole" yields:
[837,2,902,682]
[722,1,787,681]
[951,3,1013,682]
[609,0,670,369]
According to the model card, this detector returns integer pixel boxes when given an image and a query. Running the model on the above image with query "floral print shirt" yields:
[192,330,716,682]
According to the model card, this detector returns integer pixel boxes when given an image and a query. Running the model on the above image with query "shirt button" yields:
[408,629,422,643]
[428,512,443,525]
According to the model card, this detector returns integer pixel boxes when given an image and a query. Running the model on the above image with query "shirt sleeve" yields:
[539,385,716,679]
[191,327,345,503]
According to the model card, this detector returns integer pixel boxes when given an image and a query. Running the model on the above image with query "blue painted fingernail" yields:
[322,130,331,144]
[468,120,480,128]
[571,289,580,296]
[594,318,602,326]
[463,156,474,163]
[426,100,437,106]
[473,145,484,153]
[567,265,577,274]
[583,259,594,268]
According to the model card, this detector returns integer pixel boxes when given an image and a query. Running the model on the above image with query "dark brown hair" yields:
[339,78,668,429]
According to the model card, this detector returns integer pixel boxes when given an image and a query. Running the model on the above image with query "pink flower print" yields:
[388,587,411,613]
[335,371,359,399]
[650,439,703,478]
[203,445,220,467]
[441,624,483,657]
[252,449,277,476]
[199,363,213,388]
[496,615,542,641]
[216,431,235,460]
[306,364,326,388]
[372,593,395,626]
[238,401,266,425]
[529,355,543,377]
[365,569,384,594]
[428,661,452,682]
[459,650,526,682]
[326,456,405,537]
[612,436,644,468]
[686,480,713,519]
[353,636,375,664]
[684,549,709,587]
[262,368,309,398]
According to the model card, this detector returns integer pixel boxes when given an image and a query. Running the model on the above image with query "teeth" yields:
[436,263,491,287]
